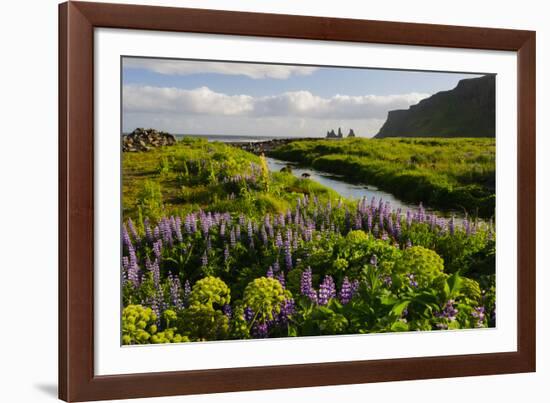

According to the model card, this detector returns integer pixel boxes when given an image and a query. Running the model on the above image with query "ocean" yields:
[173,134,321,143]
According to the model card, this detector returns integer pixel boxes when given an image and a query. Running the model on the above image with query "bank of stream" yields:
[266,157,465,218]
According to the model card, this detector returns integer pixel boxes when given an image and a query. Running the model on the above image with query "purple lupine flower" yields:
[354,213,362,230]
[300,267,317,303]
[273,259,280,273]
[121,256,129,283]
[153,239,163,260]
[435,300,459,321]
[283,239,293,270]
[201,251,208,267]
[190,214,197,233]
[276,271,286,288]
[448,216,455,236]
[184,214,192,234]
[350,279,360,297]
[122,224,132,251]
[220,222,226,238]
[382,275,392,287]
[370,254,378,267]
[418,202,425,222]
[244,307,254,322]
[247,220,253,240]
[201,212,212,235]
[318,275,336,305]
[367,212,373,232]
[147,258,161,289]
[252,322,269,338]
[286,209,293,225]
[406,210,412,228]
[304,225,313,242]
[168,273,183,309]
[144,217,153,243]
[149,296,161,324]
[230,227,236,248]
[222,304,233,319]
[278,299,295,324]
[464,217,471,236]
[394,218,401,239]
[239,214,246,227]
[472,306,486,328]
[153,226,160,240]
[275,231,283,249]
[158,218,170,245]
[127,218,141,243]
[339,276,353,304]
[172,216,183,242]
[183,280,192,302]
[267,218,274,238]
[261,225,268,245]
[266,266,274,278]
[127,245,140,288]
[407,273,418,288]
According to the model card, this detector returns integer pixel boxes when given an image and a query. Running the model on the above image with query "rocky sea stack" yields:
[122,128,177,152]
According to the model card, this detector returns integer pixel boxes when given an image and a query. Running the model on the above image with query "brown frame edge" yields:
[59,1,536,401]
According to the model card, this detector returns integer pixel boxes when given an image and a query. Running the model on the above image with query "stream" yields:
[266,157,458,217]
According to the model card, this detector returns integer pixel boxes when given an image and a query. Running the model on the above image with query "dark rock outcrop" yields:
[375,75,495,138]
[122,128,177,152]
[326,128,353,139]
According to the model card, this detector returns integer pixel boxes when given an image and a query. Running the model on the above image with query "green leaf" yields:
[447,272,463,297]
[390,320,409,332]
[391,300,411,316]
[380,295,400,306]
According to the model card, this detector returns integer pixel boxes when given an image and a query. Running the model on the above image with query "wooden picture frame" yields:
[59,1,536,401]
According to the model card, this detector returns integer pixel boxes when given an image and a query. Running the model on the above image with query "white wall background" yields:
[0,0,547,402]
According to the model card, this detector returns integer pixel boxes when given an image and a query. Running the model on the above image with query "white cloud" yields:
[124,86,254,115]
[123,58,318,80]
[123,85,429,120]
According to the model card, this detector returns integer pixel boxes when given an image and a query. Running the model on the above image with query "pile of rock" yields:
[122,128,177,152]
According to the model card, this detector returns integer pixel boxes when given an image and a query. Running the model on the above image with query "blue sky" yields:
[122,57,482,137]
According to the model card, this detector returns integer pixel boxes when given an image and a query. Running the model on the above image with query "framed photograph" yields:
[59,1,536,401]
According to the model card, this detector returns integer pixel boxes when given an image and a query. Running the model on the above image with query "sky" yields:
[122,57,482,138]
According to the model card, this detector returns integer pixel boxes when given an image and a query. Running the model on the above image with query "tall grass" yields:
[269,137,495,217]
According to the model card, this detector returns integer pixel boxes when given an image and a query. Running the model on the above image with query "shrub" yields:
[243,277,290,322]
[122,305,158,345]
[394,246,444,287]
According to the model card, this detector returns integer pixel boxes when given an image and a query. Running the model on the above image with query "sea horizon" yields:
[122,132,326,143]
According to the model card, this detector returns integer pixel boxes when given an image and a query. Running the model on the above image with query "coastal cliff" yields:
[375,75,495,138]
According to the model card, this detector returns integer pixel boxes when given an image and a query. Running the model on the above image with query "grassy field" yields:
[122,137,341,223]
[268,137,495,217]
[120,137,495,344]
